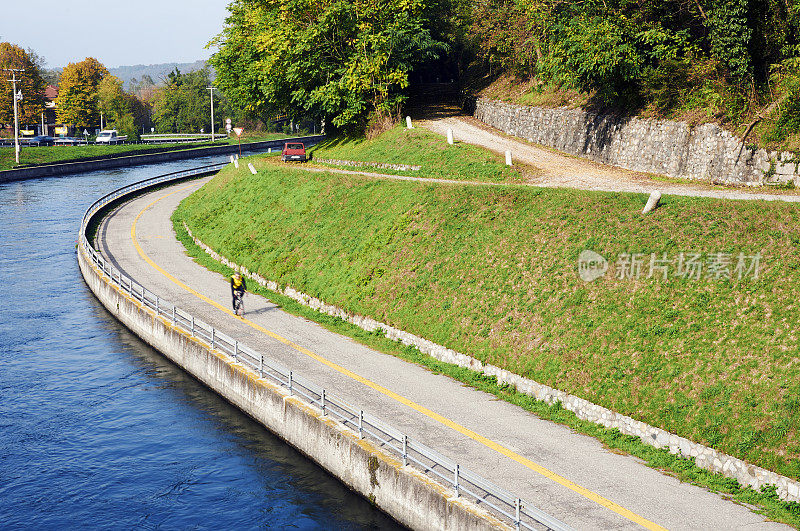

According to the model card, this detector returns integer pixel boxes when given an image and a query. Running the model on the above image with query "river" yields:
[0,156,400,529]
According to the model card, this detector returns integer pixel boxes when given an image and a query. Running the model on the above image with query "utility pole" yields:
[3,68,25,164]
[207,86,215,142]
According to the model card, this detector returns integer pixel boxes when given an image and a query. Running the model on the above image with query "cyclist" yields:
[230,272,247,316]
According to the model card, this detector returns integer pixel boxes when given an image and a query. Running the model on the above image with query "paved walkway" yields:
[94,177,786,530]
[421,116,800,203]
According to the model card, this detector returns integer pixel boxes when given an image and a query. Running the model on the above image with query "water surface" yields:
[0,158,400,529]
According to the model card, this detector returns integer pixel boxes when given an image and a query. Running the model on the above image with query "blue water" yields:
[0,158,400,529]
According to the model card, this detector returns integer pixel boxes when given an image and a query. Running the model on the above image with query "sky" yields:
[0,1,231,69]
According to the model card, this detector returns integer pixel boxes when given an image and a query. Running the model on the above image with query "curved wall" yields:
[76,168,512,531]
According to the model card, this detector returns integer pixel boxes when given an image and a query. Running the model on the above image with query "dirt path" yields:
[420,115,800,203]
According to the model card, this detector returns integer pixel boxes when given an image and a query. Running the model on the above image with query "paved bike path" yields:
[95,177,786,530]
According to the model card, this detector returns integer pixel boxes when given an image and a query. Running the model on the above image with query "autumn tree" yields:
[56,57,109,128]
[97,75,143,140]
[0,42,46,126]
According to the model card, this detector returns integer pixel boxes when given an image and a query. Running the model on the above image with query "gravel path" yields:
[420,115,800,203]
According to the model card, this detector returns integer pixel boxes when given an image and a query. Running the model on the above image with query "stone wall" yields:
[474,98,800,186]
[185,223,800,503]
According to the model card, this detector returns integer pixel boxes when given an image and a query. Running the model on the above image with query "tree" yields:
[98,75,128,124]
[97,75,142,140]
[210,0,446,132]
[56,57,109,128]
[151,68,217,133]
[709,0,752,83]
[0,42,46,126]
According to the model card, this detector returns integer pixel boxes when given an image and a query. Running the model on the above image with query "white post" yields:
[405,116,413,129]
[12,74,20,164]
[446,128,454,145]
[248,162,257,175]
[505,150,513,166]
[642,190,662,214]
[207,86,215,142]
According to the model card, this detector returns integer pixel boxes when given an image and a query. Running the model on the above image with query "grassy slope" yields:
[309,126,528,183]
[175,161,800,483]
[0,133,288,171]
[172,214,800,526]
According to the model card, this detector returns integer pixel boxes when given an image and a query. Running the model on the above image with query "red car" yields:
[281,142,307,162]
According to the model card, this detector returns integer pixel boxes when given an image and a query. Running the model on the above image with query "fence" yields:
[79,163,572,531]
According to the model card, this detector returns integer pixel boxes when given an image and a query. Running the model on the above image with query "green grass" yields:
[308,126,529,182]
[0,132,290,171]
[171,199,800,528]
[174,157,800,485]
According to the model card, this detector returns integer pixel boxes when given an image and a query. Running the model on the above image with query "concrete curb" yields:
[1,136,324,184]
[77,185,509,530]
[185,224,800,503]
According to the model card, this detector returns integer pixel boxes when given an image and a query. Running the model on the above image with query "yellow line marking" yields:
[130,182,665,531]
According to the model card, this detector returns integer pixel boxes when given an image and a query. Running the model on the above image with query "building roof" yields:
[45,85,59,100]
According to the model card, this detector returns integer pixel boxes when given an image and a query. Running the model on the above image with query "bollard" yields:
[642,190,662,214]
[505,150,513,166]
[447,128,454,145]
[406,116,413,129]
[268,147,272,153]
[248,163,257,175]
[229,155,235,164]
[233,158,239,169]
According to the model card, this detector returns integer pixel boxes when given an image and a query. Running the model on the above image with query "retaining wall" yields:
[473,98,800,186]
[78,221,505,530]
[1,136,324,184]
[185,224,800,503]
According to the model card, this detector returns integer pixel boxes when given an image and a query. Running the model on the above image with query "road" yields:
[95,176,787,530]
[421,116,800,203]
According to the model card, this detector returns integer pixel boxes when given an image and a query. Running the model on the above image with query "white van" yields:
[95,130,127,144]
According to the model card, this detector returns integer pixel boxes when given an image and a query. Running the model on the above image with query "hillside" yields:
[109,60,211,90]
[174,150,800,487]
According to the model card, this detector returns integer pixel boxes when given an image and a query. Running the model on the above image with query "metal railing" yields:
[79,163,572,531]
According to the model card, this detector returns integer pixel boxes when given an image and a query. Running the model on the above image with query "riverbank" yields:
[0,136,324,183]
[78,169,521,530]
[0,158,395,530]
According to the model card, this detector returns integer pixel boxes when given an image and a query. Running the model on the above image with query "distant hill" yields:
[109,60,213,90]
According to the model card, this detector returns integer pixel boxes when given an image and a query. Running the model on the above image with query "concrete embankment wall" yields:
[185,226,800,503]
[78,218,504,530]
[1,136,324,184]
[473,98,799,186]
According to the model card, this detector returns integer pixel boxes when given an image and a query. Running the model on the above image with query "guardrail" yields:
[79,163,572,531]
